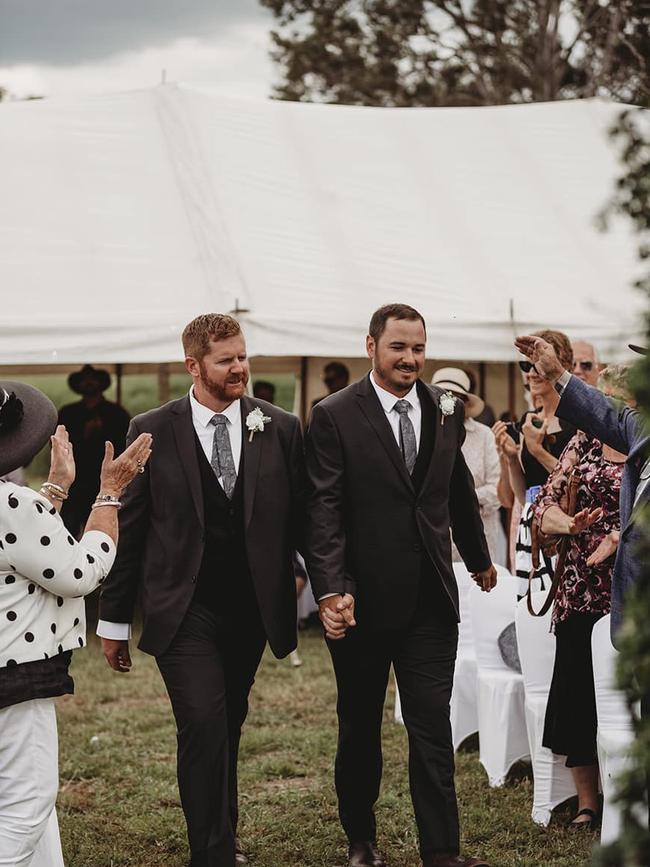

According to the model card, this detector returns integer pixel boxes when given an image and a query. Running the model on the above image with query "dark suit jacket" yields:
[557,375,649,641]
[99,394,306,658]
[304,376,491,630]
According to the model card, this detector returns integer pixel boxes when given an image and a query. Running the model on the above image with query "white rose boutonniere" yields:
[246,407,272,442]
[439,391,457,426]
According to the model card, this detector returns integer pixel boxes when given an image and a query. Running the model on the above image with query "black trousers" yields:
[327,598,459,858]
[157,600,267,867]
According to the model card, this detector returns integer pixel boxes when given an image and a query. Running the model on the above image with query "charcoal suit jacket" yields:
[99,394,306,658]
[304,375,491,630]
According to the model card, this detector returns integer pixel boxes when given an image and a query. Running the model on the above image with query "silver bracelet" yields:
[91,500,122,510]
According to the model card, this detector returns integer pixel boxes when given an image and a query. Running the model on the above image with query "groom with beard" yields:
[97,314,305,867]
[305,304,496,867]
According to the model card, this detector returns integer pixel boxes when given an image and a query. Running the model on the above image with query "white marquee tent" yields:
[0,85,646,367]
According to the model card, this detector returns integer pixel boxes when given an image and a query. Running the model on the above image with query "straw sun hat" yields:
[431,368,485,419]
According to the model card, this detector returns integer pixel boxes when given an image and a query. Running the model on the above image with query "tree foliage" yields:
[591,107,650,866]
[261,0,650,107]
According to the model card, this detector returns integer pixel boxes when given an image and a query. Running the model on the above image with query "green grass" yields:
[56,629,596,867]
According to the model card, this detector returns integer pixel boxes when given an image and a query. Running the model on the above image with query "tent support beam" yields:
[115,363,123,405]
[300,357,308,425]
[158,363,170,404]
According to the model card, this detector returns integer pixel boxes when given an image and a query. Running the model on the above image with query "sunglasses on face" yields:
[573,360,594,372]
[518,360,535,373]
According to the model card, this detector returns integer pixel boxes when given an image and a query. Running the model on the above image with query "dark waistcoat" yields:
[193,436,256,612]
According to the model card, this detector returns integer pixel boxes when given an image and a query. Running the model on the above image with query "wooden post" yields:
[508,361,516,420]
[115,364,123,405]
[300,357,308,426]
[158,363,170,405]
[478,362,486,399]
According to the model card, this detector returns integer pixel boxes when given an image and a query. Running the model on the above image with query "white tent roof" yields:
[0,85,645,364]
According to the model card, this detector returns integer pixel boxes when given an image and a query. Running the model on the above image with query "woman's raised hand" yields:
[568,507,603,536]
[99,433,153,498]
[48,425,76,491]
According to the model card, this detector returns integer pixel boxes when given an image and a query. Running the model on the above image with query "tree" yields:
[261,0,650,108]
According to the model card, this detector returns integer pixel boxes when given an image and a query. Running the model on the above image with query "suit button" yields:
[191,575,197,584]
[414,543,422,552]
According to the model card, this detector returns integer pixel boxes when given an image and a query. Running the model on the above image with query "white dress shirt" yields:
[97,388,242,641]
[369,371,422,450]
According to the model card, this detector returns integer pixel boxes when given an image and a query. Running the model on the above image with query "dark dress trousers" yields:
[305,376,491,858]
[99,394,305,867]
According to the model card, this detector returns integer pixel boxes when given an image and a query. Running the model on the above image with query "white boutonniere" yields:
[246,407,272,442]
[439,391,457,426]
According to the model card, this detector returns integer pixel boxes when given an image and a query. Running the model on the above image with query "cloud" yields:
[0,0,272,66]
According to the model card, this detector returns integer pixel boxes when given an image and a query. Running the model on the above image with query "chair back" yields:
[515,593,555,698]
[453,562,475,651]
[469,573,520,672]
[592,615,633,734]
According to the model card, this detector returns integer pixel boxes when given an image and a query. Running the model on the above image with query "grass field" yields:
[56,627,596,867]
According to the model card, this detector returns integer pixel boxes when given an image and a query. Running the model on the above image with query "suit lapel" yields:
[355,377,415,495]
[241,396,262,528]
[418,383,446,495]
[171,396,205,529]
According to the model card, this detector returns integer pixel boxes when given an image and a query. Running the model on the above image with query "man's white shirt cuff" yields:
[319,593,339,601]
[96,620,132,640]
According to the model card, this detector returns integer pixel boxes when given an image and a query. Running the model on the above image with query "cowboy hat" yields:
[67,364,111,394]
[431,368,485,419]
[0,382,58,476]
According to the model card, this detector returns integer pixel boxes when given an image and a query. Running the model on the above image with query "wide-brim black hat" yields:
[68,364,111,394]
[0,382,58,476]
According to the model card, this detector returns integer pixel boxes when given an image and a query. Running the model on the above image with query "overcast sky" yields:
[0,0,276,99]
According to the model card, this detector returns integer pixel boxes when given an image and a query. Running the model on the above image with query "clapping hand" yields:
[586,530,620,566]
[568,507,603,535]
[319,593,356,640]
[492,420,519,460]
[521,412,548,454]
[48,425,76,491]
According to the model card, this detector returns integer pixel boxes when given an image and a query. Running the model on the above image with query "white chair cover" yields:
[394,563,478,749]
[470,571,530,786]
[592,615,643,844]
[515,593,576,825]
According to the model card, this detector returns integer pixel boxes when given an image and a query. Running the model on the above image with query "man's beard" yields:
[199,363,247,403]
[374,359,419,392]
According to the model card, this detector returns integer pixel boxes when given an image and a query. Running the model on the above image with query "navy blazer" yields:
[557,375,649,644]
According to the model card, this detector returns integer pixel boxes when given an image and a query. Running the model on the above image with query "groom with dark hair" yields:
[305,303,496,867]
[97,313,306,867]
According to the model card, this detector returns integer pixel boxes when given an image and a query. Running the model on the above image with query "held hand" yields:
[472,565,497,592]
[514,335,566,383]
[568,507,603,535]
[319,594,356,640]
[101,638,132,673]
[521,413,548,454]
[492,421,519,460]
[48,425,76,490]
[99,433,153,497]
[586,530,620,566]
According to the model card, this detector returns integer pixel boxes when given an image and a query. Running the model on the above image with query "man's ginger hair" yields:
[182,314,241,361]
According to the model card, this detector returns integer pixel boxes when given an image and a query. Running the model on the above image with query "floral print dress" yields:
[533,431,623,626]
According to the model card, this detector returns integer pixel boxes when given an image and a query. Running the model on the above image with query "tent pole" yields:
[478,362,486,399]
[115,363,123,405]
[300,357,308,426]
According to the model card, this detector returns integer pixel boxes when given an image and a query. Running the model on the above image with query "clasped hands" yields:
[319,564,498,640]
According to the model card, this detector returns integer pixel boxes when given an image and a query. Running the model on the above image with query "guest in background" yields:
[0,381,151,865]
[58,365,130,538]
[432,368,501,564]
[311,361,350,408]
[532,369,628,830]
[493,330,576,595]
[253,380,276,405]
[464,369,496,428]
[571,341,600,387]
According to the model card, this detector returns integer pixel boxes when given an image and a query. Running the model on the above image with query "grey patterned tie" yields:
[394,399,417,475]
[210,414,237,499]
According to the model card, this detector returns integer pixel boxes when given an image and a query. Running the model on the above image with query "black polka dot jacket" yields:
[0,482,116,668]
